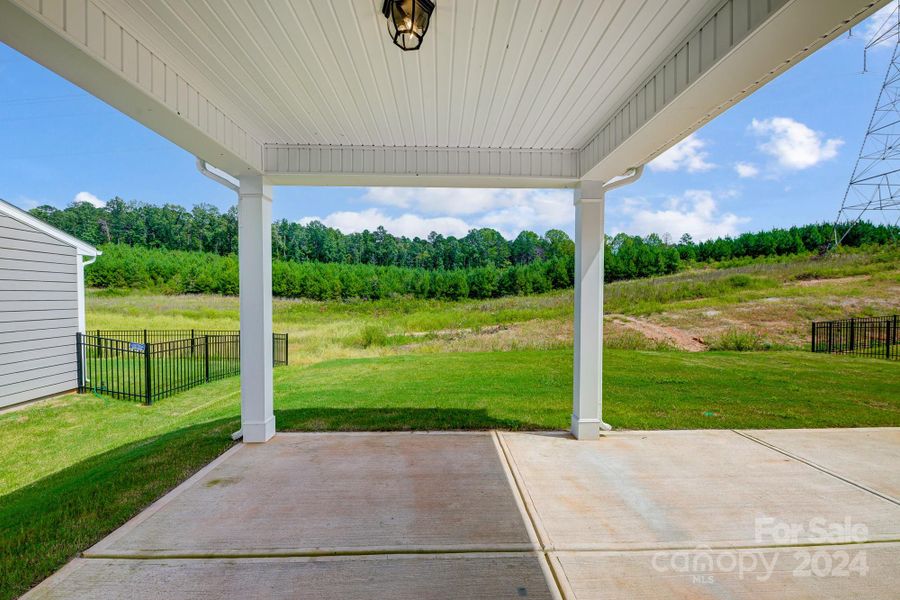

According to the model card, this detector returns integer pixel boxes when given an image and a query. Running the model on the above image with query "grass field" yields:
[2,248,898,599]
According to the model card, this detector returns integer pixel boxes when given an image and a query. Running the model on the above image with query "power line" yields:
[834,1,900,246]
[0,93,89,106]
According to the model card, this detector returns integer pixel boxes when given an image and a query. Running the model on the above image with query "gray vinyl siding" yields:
[0,214,79,408]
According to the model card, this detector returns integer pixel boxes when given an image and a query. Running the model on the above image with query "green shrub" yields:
[727,274,752,288]
[92,288,131,297]
[708,328,765,351]
[359,325,389,348]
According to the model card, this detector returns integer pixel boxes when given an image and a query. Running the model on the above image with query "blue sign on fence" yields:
[129,342,145,352]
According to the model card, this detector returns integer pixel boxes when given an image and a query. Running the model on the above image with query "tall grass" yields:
[707,328,766,351]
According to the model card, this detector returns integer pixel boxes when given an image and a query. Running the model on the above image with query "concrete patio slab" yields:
[550,542,900,599]
[26,428,900,598]
[86,432,535,557]
[23,553,558,599]
[498,430,900,551]
[741,428,900,501]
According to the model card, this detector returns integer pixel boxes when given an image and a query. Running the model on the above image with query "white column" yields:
[572,181,609,440]
[238,175,275,443]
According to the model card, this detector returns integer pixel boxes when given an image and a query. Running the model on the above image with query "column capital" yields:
[573,180,606,205]
[238,174,273,199]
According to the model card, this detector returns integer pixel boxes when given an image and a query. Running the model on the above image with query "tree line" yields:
[29,198,574,271]
[87,244,573,301]
[27,198,898,299]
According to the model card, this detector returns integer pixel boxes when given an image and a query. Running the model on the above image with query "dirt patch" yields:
[792,275,868,287]
[398,319,572,353]
[405,324,509,339]
[608,314,707,352]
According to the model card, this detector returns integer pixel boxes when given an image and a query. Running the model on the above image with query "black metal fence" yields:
[811,315,898,360]
[76,330,289,403]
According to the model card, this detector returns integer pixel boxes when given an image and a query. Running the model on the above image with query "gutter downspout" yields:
[600,165,644,193]
[77,252,99,392]
[196,157,243,441]
[76,253,99,334]
[196,158,239,193]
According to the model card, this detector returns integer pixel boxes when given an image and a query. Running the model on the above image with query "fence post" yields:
[285,333,289,365]
[811,323,816,353]
[849,318,855,352]
[888,317,894,360]
[144,342,152,405]
[205,335,210,383]
[76,332,83,393]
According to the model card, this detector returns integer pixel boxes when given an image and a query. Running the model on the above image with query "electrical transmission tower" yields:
[834,2,900,246]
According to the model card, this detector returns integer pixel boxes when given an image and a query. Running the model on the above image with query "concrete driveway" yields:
[24,428,900,599]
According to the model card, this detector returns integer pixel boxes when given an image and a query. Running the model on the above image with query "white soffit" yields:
[0,0,888,186]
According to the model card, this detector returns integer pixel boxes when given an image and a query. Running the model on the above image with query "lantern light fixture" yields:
[382,0,434,51]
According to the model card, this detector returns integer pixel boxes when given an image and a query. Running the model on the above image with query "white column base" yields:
[570,416,612,440]
[241,416,276,443]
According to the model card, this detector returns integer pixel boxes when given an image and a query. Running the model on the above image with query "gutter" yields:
[601,165,644,193]
[196,158,239,193]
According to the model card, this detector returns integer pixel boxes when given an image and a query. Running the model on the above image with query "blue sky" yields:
[0,7,894,241]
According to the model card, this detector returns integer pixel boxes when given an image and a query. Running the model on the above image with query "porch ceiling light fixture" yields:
[382,0,434,51]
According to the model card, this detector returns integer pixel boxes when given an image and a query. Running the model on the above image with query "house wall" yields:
[0,213,80,409]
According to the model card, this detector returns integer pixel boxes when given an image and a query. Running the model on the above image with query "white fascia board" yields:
[263,144,580,188]
[0,199,100,257]
[579,0,886,183]
[0,0,263,177]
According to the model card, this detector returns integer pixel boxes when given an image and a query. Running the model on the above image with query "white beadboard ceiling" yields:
[3,0,881,182]
[96,0,721,151]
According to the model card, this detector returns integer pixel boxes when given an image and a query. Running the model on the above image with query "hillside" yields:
[85,245,900,362]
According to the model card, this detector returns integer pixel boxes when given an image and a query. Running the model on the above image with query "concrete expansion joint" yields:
[732,430,900,507]
[492,432,568,599]
[81,547,543,561]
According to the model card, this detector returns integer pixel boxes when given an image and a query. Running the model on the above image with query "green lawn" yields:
[2,348,898,599]
[274,349,900,431]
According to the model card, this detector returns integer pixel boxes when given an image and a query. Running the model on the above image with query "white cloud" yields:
[299,209,473,239]
[73,191,106,208]
[734,162,759,178]
[361,187,572,221]
[648,134,715,173]
[616,190,749,241]
[363,187,513,216]
[302,187,576,238]
[14,196,42,210]
[750,117,843,170]
[861,3,898,48]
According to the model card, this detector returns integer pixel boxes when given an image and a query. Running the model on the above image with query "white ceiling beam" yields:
[579,0,886,183]
[263,144,580,188]
[0,0,263,176]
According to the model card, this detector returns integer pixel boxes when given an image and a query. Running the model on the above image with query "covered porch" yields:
[0,0,884,442]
